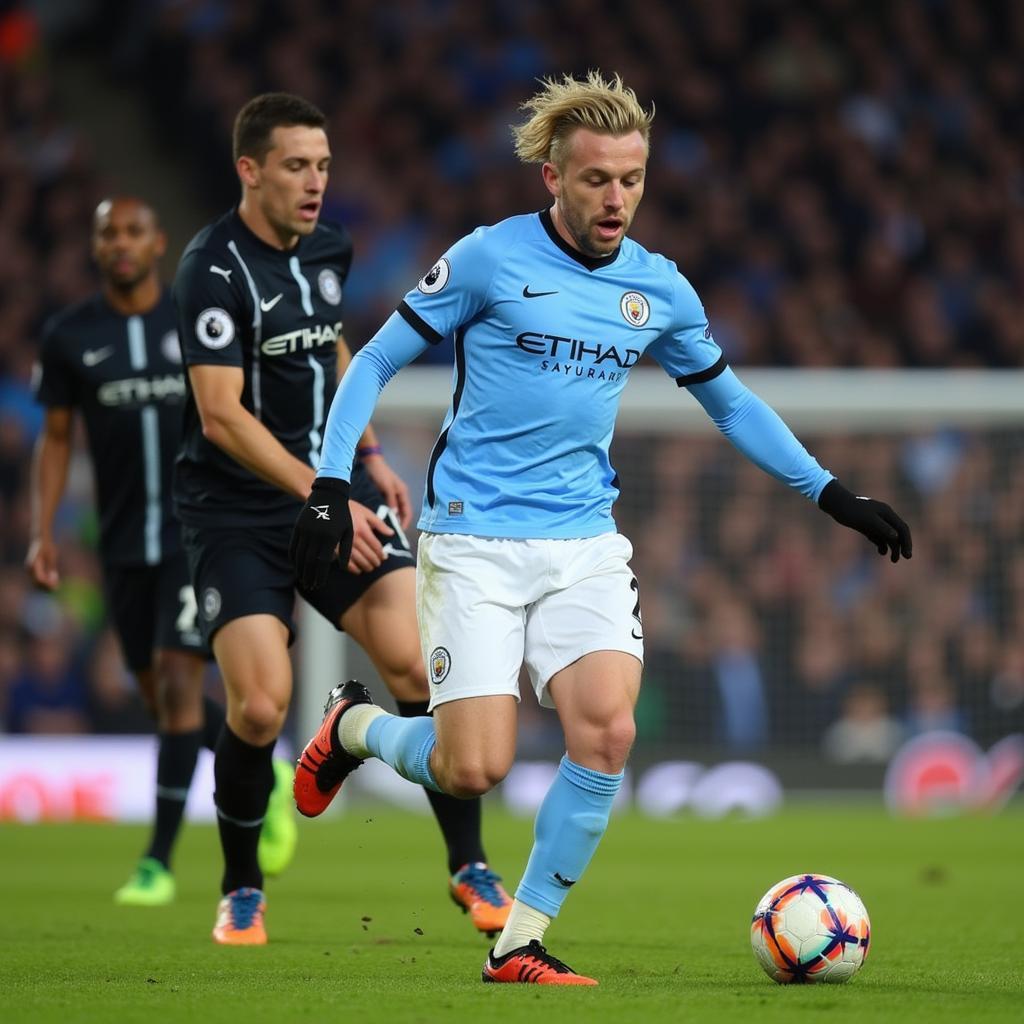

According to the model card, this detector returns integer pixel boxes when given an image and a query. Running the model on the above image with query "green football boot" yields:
[114,857,176,906]
[258,758,299,877]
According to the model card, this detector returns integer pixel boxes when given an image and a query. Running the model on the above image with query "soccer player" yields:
[172,93,510,945]
[27,196,295,905]
[290,72,913,985]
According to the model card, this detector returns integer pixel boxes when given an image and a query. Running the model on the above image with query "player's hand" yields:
[290,477,352,590]
[818,479,912,563]
[360,453,413,529]
[347,501,393,575]
[25,537,60,590]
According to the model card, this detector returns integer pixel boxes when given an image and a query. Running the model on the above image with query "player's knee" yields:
[442,759,509,799]
[234,690,286,744]
[156,665,203,725]
[382,661,430,703]
[134,672,158,719]
[584,713,636,774]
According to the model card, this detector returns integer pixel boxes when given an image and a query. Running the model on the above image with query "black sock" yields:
[146,729,203,869]
[397,700,487,875]
[214,726,275,894]
[202,696,226,752]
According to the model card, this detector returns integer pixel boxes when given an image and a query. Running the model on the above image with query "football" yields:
[750,873,871,984]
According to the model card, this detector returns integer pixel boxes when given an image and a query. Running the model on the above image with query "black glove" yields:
[290,477,352,590]
[818,479,912,563]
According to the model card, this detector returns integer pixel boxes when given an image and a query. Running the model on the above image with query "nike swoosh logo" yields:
[523,285,559,298]
[260,294,283,312]
[209,265,232,281]
[83,346,114,366]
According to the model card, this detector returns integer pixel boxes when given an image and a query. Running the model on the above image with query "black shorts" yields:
[181,479,414,645]
[102,550,209,672]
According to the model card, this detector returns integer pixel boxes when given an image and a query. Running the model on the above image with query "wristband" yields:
[356,444,383,458]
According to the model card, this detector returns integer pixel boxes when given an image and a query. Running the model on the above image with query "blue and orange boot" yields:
[293,680,373,817]
[212,887,267,945]
[482,940,598,985]
[450,862,513,937]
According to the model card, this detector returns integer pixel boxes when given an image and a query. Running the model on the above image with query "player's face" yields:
[543,128,648,257]
[92,199,165,288]
[244,125,331,242]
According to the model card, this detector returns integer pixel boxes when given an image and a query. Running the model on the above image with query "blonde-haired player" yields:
[292,71,911,984]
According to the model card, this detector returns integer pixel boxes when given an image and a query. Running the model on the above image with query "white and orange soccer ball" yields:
[750,873,871,984]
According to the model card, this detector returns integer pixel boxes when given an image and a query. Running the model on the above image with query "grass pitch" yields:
[1,802,1021,1023]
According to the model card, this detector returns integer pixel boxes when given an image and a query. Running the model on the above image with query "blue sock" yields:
[515,754,623,917]
[365,714,441,792]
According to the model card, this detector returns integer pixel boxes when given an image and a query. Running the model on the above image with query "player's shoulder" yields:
[443,213,540,269]
[618,236,681,282]
[619,237,702,306]
[308,216,353,257]
[178,209,238,268]
[40,294,106,343]
[474,212,543,249]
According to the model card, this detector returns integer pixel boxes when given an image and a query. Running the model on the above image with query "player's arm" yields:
[25,406,73,590]
[291,315,428,588]
[336,333,412,528]
[687,369,911,561]
[190,361,392,574]
[651,272,911,562]
[292,233,495,589]
[188,363,316,499]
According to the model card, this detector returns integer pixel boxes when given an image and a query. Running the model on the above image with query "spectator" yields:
[823,682,905,764]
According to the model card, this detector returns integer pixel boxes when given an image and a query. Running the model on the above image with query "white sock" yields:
[336,704,388,758]
[492,899,552,958]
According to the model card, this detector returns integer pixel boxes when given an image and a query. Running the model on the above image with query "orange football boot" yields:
[482,940,598,985]
[212,887,267,945]
[450,862,513,937]
[293,680,373,817]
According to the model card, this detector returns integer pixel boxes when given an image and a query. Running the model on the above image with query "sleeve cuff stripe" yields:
[397,301,444,345]
[676,353,728,387]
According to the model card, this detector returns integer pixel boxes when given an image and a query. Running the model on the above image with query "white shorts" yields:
[416,532,644,711]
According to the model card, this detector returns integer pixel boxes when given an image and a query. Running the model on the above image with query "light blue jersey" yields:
[318,210,833,538]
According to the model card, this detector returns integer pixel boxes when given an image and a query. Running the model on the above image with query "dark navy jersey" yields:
[172,209,352,527]
[34,291,186,567]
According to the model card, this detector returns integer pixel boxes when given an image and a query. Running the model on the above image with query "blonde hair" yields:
[512,71,654,167]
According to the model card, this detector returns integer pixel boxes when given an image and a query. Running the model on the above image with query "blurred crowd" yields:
[1,1,1023,764]
[111,0,1024,366]
[618,429,1024,760]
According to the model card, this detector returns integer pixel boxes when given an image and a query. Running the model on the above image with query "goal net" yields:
[300,367,1024,791]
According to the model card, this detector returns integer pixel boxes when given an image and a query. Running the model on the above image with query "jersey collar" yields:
[538,209,621,272]
[231,207,307,255]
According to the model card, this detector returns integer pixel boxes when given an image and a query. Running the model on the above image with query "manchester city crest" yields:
[202,587,222,620]
[429,646,451,685]
[620,290,650,328]
[318,268,342,305]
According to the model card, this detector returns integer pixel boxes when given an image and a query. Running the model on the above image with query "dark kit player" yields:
[173,93,509,944]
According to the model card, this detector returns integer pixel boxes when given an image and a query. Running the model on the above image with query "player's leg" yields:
[295,533,524,809]
[483,652,638,985]
[209,613,291,943]
[182,523,298,944]
[119,648,208,904]
[127,553,216,892]
[485,535,642,985]
[338,565,512,931]
[103,564,185,906]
